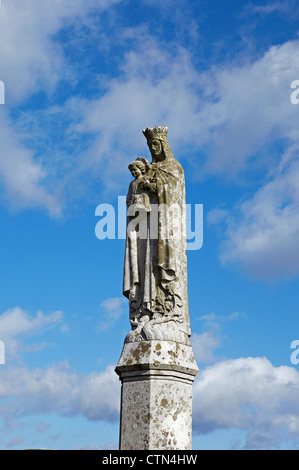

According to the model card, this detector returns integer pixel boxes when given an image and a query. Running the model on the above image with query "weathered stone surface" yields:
[115,340,198,450]
[119,372,194,450]
[115,340,199,376]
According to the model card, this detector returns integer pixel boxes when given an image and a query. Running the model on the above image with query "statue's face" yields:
[149,138,163,161]
[131,165,143,178]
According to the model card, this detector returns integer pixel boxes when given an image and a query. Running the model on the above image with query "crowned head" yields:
[142,126,169,162]
[142,126,168,142]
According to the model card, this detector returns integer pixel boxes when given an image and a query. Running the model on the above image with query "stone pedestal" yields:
[115,340,199,450]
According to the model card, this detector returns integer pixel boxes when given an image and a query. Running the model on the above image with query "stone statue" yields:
[123,126,191,345]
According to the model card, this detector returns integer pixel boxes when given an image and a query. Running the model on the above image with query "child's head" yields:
[128,161,144,179]
[128,157,149,178]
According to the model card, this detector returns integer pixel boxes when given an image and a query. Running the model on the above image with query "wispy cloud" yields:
[0,110,62,216]
[199,312,246,328]
[202,40,299,279]
[192,312,246,364]
[0,363,120,434]
[0,307,65,360]
[209,145,299,280]
[0,0,124,215]
[247,1,297,17]
[73,39,203,184]
[0,0,123,103]
[197,40,299,177]
[192,331,221,365]
[97,297,127,331]
[193,356,299,449]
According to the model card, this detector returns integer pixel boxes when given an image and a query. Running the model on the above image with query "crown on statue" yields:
[142,125,168,142]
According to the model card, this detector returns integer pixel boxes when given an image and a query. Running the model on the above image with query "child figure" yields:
[125,157,153,339]
[127,157,153,212]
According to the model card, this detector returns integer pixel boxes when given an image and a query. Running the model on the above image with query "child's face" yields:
[131,164,144,178]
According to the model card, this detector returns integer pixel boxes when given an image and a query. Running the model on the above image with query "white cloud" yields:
[202,41,299,279]
[248,1,295,16]
[199,40,299,176]
[97,297,127,331]
[210,145,299,279]
[0,363,120,428]
[0,0,123,103]
[0,304,120,444]
[0,307,64,359]
[73,39,203,191]
[0,111,62,215]
[1,353,299,449]
[198,312,246,328]
[192,312,246,364]
[193,356,299,449]
[72,38,299,195]
[192,331,221,364]
[0,0,123,214]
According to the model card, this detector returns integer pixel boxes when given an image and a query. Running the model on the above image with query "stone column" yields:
[115,340,199,450]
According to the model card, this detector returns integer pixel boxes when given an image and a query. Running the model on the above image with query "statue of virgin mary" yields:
[123,126,191,346]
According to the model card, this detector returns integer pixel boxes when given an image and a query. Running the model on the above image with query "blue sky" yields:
[0,0,299,450]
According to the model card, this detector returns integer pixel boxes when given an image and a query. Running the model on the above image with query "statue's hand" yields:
[140,179,157,194]
[139,179,150,189]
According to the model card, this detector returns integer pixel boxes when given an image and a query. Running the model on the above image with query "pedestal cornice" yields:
[115,340,199,378]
